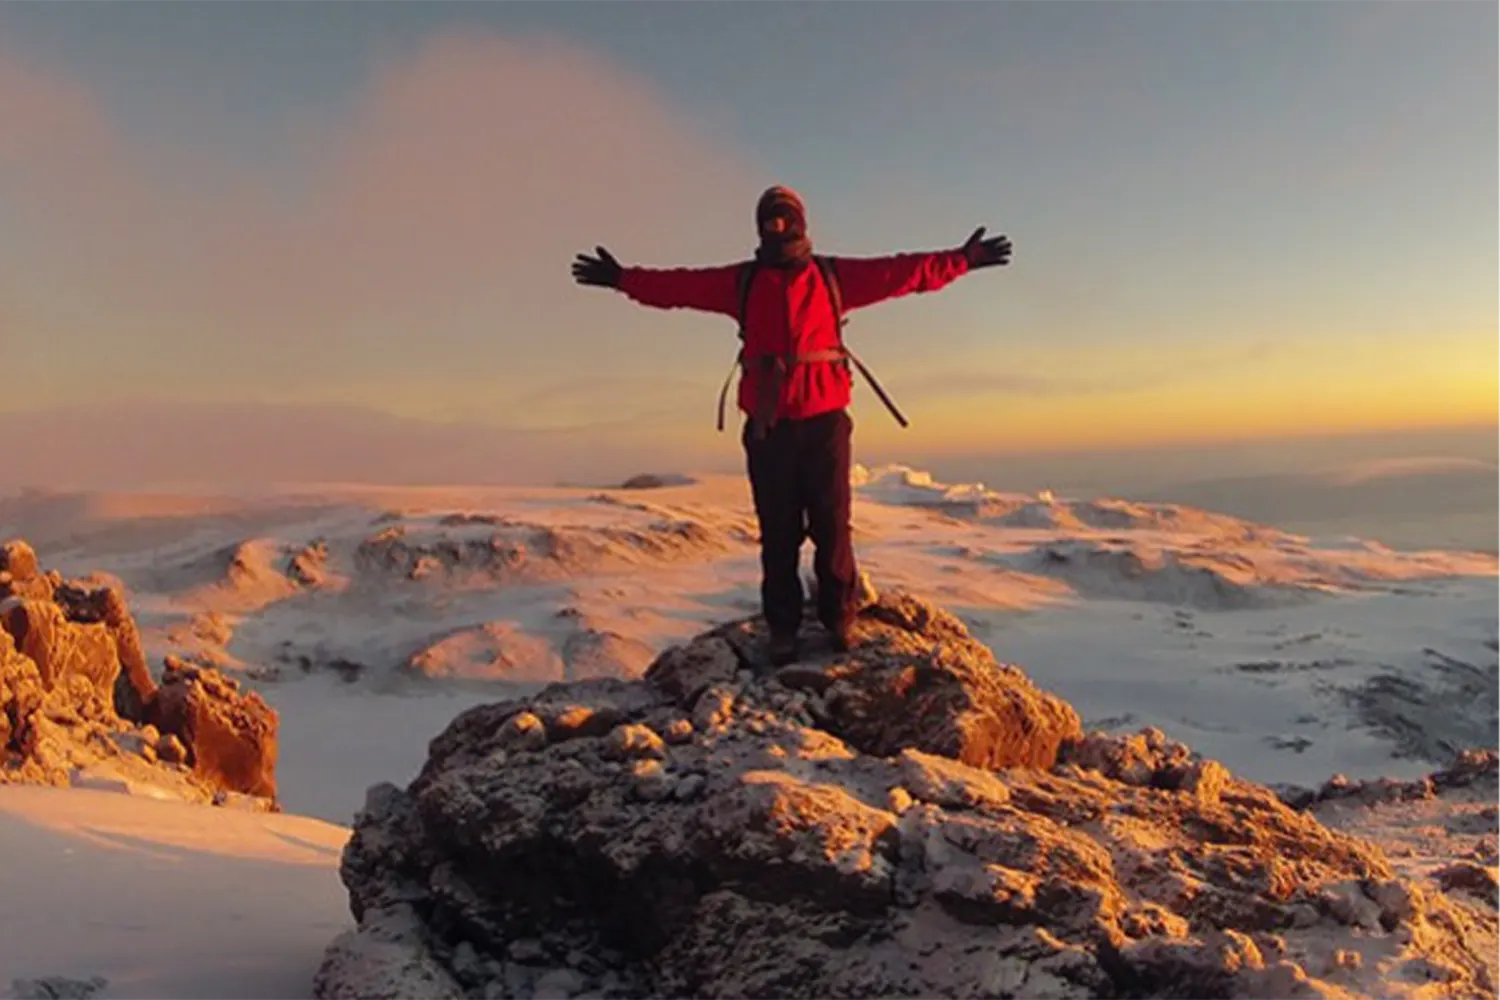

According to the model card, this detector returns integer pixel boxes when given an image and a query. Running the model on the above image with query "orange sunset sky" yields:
[0,3,1493,487]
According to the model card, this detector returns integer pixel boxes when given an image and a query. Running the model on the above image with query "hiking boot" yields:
[769,634,799,667]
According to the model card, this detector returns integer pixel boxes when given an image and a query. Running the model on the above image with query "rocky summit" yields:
[316,591,1497,1000]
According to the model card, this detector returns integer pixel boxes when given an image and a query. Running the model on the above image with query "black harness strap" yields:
[715,260,761,432]
[812,256,908,429]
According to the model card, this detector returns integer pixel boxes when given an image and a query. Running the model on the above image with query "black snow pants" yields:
[743,408,857,640]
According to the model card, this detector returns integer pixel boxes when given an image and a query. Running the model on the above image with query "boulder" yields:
[642,637,739,705]
[0,540,40,582]
[316,590,1496,1000]
[150,658,279,801]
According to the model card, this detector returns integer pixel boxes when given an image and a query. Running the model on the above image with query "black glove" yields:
[961,227,1012,269]
[572,246,623,288]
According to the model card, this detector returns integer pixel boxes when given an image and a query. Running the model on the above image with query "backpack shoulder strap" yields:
[812,255,910,429]
[718,260,761,432]
[735,259,760,335]
[812,255,844,332]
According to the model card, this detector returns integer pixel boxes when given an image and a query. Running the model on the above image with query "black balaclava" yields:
[754,185,813,267]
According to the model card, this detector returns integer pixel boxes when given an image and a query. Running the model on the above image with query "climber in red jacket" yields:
[572,186,1012,666]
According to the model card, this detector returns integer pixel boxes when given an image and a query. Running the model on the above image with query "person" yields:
[571,186,1012,665]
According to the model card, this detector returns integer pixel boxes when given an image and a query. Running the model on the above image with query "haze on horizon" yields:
[0,2,1494,490]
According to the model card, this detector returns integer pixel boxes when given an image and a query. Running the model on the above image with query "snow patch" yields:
[0,786,349,999]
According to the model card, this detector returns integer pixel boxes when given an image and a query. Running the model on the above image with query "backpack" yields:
[715,255,908,434]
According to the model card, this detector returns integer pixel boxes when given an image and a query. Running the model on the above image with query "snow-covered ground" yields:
[0,786,348,999]
[0,463,1494,996]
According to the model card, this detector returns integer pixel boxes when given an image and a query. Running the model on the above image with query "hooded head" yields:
[755,185,812,266]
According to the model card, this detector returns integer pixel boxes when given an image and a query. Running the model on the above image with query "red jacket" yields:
[618,250,970,422]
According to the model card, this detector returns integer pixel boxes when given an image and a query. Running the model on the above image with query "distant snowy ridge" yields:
[0,465,1491,821]
[1322,456,1497,486]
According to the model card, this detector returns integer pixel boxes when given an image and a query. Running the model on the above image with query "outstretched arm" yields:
[618,263,740,318]
[572,246,739,318]
[833,227,1012,311]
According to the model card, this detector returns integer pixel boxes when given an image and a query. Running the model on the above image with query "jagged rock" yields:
[1434,862,1498,906]
[0,540,54,601]
[1312,772,1436,807]
[642,638,739,705]
[150,659,279,801]
[1056,727,1233,808]
[1060,725,1188,785]
[801,594,1082,770]
[0,627,46,750]
[0,544,277,807]
[156,732,188,765]
[675,592,1082,770]
[1433,748,1500,791]
[53,580,158,722]
[0,540,40,582]
[288,539,330,587]
[9,975,110,1000]
[0,621,261,803]
[317,590,1495,1000]
[0,600,120,707]
[312,905,462,999]
[3,617,134,789]
[1303,750,1497,812]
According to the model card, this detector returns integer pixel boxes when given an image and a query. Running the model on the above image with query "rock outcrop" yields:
[287,539,331,587]
[0,538,280,808]
[53,579,158,721]
[9,974,110,1000]
[316,591,1496,999]
[150,656,279,800]
[1,600,121,707]
[0,622,195,800]
[0,539,58,602]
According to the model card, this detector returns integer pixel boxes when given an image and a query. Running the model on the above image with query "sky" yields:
[0,1,1494,488]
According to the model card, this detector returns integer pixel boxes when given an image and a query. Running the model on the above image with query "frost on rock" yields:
[0,539,280,809]
[316,590,1499,1000]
